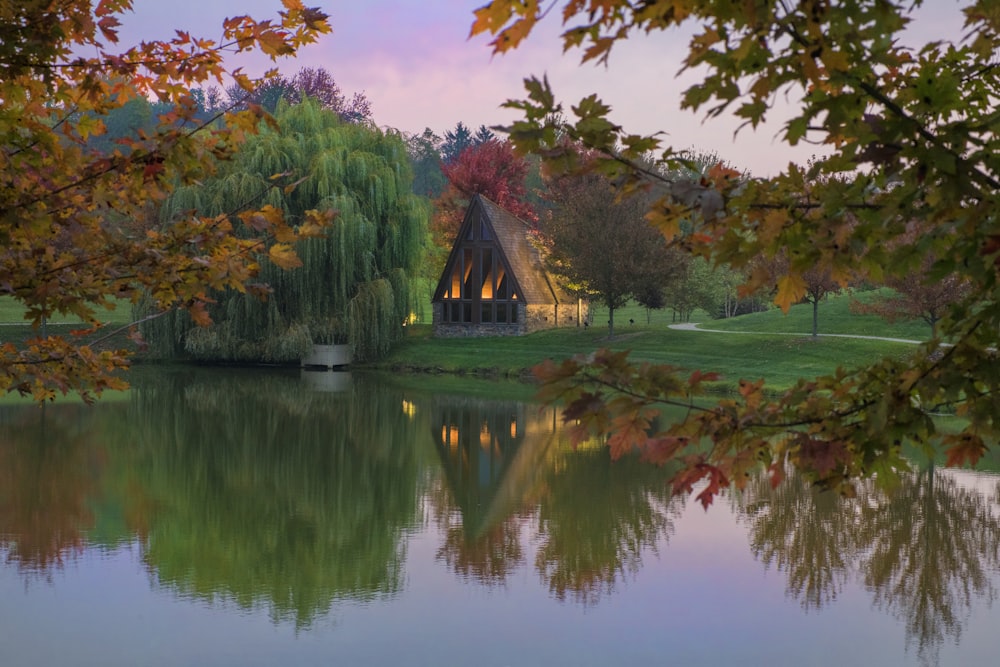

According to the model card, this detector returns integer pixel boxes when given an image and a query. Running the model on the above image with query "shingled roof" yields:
[434,194,569,305]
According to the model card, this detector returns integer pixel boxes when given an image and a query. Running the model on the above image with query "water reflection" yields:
[737,462,1000,663]
[124,368,425,627]
[0,369,999,665]
[427,395,683,603]
[0,404,109,574]
[429,397,556,584]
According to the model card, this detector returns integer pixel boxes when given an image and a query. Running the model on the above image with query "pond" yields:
[1,366,998,666]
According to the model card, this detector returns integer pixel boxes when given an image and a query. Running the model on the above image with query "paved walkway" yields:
[667,322,923,345]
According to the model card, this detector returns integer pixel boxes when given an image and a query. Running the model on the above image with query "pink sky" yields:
[115,1,966,177]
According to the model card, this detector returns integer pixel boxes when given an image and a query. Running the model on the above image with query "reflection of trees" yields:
[535,448,681,605]
[860,464,1000,664]
[738,463,1000,663]
[428,393,682,603]
[125,368,423,629]
[430,475,528,585]
[0,405,113,574]
[740,470,860,609]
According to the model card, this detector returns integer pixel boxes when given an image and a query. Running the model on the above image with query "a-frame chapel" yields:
[432,194,586,337]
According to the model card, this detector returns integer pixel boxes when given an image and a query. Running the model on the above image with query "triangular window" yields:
[440,242,518,324]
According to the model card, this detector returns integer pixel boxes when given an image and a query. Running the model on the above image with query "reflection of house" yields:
[432,396,559,537]
[432,194,586,337]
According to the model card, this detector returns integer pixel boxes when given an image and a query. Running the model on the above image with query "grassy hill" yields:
[0,289,937,396]
[376,289,932,393]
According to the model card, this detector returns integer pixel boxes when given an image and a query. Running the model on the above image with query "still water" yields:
[1,367,999,666]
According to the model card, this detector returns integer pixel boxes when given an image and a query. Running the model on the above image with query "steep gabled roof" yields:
[434,194,569,305]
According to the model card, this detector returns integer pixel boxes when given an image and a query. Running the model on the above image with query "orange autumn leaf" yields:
[267,243,303,269]
[944,433,987,468]
[775,273,807,313]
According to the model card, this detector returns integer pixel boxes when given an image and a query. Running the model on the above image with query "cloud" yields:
[111,0,969,177]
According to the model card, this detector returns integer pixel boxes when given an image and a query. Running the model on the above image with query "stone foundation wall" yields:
[524,303,587,332]
[432,301,589,338]
[433,322,528,338]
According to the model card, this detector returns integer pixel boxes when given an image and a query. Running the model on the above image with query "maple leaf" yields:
[775,273,807,312]
[706,161,741,190]
[641,435,687,466]
[97,16,121,42]
[671,461,709,497]
[257,29,295,57]
[607,409,651,460]
[267,243,303,269]
[795,436,850,478]
[756,209,788,245]
[188,299,213,327]
[75,114,104,141]
[694,466,730,510]
[561,391,605,422]
[943,433,987,468]
[671,462,730,509]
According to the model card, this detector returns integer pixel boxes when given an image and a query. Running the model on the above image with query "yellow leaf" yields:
[775,273,807,313]
[822,49,850,73]
[757,209,788,245]
[644,209,680,239]
[282,175,309,194]
[268,243,302,269]
[75,115,105,141]
[188,299,213,327]
[470,3,515,37]
[644,195,682,239]
[257,29,294,57]
[273,224,296,243]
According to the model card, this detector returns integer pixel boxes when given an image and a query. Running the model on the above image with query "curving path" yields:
[667,321,924,345]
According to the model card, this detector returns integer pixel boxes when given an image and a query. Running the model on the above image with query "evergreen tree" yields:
[441,122,474,165]
[406,128,447,198]
[473,124,496,145]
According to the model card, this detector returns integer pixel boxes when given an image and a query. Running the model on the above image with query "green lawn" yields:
[0,289,935,397]
[0,297,135,356]
[0,296,132,325]
[697,288,930,340]
[378,290,926,393]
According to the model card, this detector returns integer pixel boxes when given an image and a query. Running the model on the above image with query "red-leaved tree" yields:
[431,139,537,255]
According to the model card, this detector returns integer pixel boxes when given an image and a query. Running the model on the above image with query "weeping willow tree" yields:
[141,99,427,362]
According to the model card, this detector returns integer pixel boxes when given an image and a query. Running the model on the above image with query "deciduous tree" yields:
[430,138,537,263]
[0,0,331,401]
[762,253,840,338]
[852,228,970,337]
[540,161,679,338]
[142,100,426,363]
[855,270,969,339]
[226,66,372,122]
[471,0,1000,499]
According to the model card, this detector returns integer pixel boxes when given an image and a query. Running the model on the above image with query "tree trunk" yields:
[608,306,615,339]
[812,298,819,338]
